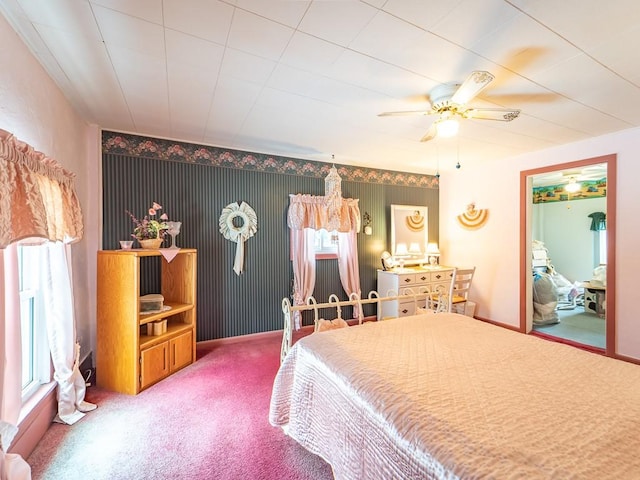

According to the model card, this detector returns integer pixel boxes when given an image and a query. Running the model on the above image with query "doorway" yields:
[520,154,617,356]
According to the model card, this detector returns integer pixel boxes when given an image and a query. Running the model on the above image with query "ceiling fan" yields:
[534,166,607,188]
[378,71,521,142]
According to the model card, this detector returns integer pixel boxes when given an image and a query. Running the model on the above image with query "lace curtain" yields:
[0,130,83,248]
[288,193,362,329]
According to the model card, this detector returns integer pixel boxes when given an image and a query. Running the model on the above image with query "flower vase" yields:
[138,238,163,249]
[166,221,182,248]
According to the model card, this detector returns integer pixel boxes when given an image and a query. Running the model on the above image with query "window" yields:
[315,229,338,258]
[289,229,339,260]
[598,229,607,266]
[18,245,50,402]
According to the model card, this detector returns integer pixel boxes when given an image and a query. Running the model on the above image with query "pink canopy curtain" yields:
[289,228,317,330]
[337,229,362,317]
[288,194,361,328]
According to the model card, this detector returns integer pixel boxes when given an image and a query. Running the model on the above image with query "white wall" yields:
[533,196,606,283]
[0,15,100,362]
[439,128,640,360]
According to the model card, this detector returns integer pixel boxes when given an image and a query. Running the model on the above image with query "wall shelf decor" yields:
[457,202,489,229]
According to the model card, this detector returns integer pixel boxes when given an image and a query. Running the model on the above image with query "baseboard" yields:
[530,330,606,355]
[197,329,283,347]
[612,352,640,365]
[197,315,378,348]
[474,315,522,332]
[10,382,57,459]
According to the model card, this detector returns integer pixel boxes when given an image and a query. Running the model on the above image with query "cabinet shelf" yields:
[140,322,194,350]
[139,301,193,325]
[97,248,197,395]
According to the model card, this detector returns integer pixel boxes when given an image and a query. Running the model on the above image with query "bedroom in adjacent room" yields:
[529,160,609,350]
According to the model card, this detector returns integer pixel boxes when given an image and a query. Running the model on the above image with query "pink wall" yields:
[440,127,640,360]
[0,13,100,361]
[0,12,102,458]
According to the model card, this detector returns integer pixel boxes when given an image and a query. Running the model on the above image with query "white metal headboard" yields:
[280,289,430,363]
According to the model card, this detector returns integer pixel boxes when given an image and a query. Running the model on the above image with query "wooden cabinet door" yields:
[170,330,193,372]
[140,342,169,390]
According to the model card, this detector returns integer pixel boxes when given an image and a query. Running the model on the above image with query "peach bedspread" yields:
[269,313,640,479]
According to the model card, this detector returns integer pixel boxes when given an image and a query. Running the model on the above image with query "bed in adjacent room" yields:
[269,311,640,479]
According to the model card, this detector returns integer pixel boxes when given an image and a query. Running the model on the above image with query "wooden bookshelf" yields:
[96,248,197,394]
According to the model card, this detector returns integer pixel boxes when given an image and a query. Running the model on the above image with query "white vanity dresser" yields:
[377,266,455,320]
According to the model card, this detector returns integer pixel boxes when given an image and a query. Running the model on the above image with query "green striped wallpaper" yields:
[102,131,439,340]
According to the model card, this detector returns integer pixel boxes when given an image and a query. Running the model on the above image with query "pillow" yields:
[316,317,349,333]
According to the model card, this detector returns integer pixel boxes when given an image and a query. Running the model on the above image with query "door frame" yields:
[519,154,616,356]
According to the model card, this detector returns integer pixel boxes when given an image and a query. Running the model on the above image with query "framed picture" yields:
[390,204,428,256]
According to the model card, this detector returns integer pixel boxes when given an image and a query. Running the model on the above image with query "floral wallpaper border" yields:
[102,131,438,189]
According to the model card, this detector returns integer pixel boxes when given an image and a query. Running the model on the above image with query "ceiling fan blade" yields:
[420,123,438,142]
[464,107,521,121]
[450,71,495,105]
[378,110,434,117]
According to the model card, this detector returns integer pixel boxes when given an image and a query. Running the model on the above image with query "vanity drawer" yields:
[397,273,417,287]
[377,267,455,320]
[414,272,430,284]
[398,301,416,317]
[430,271,451,283]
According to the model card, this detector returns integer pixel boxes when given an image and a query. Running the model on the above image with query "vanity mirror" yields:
[390,204,428,260]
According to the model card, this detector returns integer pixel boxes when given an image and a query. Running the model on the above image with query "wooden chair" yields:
[451,267,476,315]
[415,268,457,314]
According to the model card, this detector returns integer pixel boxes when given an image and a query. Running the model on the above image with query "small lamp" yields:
[426,243,440,266]
[408,243,422,255]
[395,243,408,256]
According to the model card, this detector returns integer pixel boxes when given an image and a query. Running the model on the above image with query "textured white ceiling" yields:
[1,0,638,175]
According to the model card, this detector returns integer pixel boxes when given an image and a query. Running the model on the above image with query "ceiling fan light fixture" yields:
[565,177,580,193]
[378,70,520,143]
[436,118,459,137]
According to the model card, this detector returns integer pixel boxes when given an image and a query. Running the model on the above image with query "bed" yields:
[269,302,640,479]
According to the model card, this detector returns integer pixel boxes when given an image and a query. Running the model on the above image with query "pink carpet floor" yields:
[27,334,334,480]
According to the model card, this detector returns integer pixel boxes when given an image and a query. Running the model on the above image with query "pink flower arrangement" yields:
[126,202,169,240]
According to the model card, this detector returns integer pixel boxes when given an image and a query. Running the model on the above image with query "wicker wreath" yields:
[219,201,257,274]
